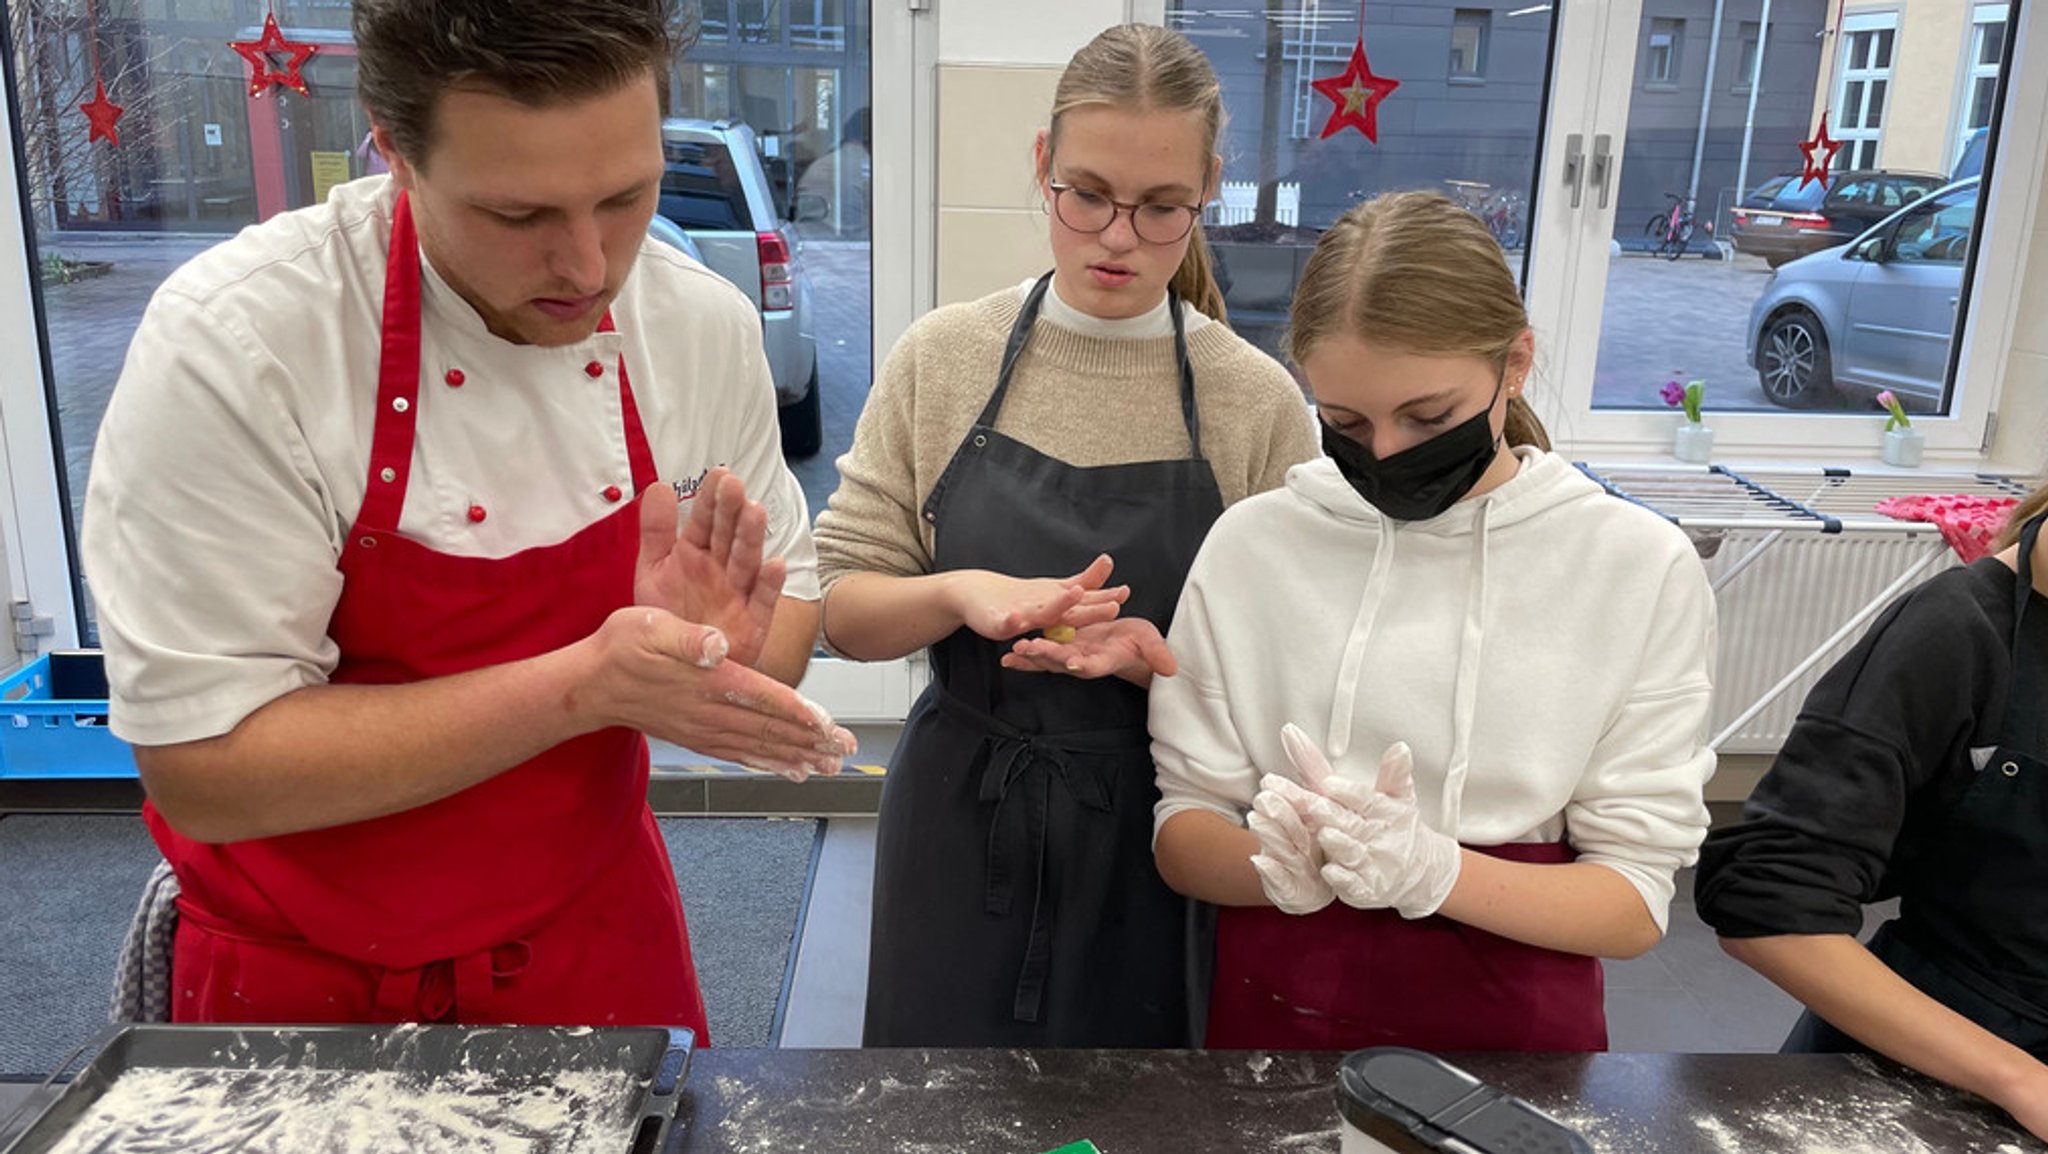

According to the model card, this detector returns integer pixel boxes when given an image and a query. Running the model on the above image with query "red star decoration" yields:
[80,79,124,146]
[230,11,316,98]
[1797,112,1843,192]
[1311,38,1401,143]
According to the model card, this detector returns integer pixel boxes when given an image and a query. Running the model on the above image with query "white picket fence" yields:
[1205,180,1300,227]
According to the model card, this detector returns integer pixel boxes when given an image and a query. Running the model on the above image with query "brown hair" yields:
[1996,478,2048,550]
[355,0,684,167]
[1288,190,1549,451]
[1043,24,1230,324]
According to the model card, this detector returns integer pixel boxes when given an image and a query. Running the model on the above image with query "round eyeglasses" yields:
[1047,182,1203,245]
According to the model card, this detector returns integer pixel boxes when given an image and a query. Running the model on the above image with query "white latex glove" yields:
[1280,724,1462,920]
[1248,780,1335,915]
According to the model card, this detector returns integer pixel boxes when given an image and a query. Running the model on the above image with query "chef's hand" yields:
[1248,777,1336,914]
[1001,618,1177,686]
[1280,724,1462,919]
[580,605,856,782]
[946,555,1129,642]
[635,471,784,669]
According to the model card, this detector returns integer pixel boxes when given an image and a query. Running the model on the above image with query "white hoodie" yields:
[1150,447,1717,931]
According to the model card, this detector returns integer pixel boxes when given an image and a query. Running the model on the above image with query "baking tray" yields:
[0,1022,694,1154]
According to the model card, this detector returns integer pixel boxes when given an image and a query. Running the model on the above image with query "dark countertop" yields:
[4,1048,2041,1153]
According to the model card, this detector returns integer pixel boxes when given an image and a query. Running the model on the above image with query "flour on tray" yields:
[44,1066,642,1154]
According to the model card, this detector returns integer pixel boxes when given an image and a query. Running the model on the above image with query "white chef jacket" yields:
[82,175,819,747]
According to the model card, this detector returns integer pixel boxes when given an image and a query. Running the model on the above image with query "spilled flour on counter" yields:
[1528,1059,2040,1154]
[1681,1056,2036,1154]
[44,1066,643,1154]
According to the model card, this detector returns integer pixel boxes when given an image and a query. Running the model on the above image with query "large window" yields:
[1587,0,2013,425]
[5,0,876,646]
[1171,2,1553,361]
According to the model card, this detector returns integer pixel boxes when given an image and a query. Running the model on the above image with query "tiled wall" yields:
[935,65,1060,307]
[932,0,1135,307]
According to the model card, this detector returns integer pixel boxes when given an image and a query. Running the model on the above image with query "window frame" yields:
[1542,0,2041,459]
[0,68,81,655]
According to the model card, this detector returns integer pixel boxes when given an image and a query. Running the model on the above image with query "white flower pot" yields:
[1672,422,1714,464]
[1881,427,1925,467]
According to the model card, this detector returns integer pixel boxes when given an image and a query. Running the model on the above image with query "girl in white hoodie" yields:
[1150,191,1718,1051]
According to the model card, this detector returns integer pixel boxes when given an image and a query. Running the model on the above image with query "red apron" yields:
[1206,841,1605,1052]
[146,191,708,1036]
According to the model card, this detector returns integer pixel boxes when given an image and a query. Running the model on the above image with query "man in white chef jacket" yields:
[80,0,850,1033]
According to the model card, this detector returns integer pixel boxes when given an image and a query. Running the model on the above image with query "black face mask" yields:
[1321,379,1506,522]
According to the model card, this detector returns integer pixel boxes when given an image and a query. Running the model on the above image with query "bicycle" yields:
[1646,193,1696,260]
[1444,179,1526,251]
[1481,189,1527,251]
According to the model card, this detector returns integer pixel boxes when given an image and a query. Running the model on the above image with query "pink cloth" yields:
[1875,494,2019,563]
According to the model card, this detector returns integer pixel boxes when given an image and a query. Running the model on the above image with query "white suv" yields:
[658,118,822,457]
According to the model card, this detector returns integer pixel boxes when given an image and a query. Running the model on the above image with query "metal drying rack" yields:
[1575,463,2031,749]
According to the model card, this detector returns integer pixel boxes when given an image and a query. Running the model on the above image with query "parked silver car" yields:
[1747,178,1978,409]
[658,118,822,457]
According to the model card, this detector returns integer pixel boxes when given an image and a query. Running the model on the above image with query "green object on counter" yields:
[1040,1143,1101,1154]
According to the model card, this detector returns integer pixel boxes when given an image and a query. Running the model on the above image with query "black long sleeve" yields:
[1695,558,2031,938]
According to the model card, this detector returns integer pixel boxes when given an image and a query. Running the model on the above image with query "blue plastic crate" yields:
[0,650,137,779]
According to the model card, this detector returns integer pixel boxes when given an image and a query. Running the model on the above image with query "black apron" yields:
[862,274,1225,1047]
[1786,512,2048,1057]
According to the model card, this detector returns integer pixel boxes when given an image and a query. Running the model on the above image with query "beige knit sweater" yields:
[814,288,1321,590]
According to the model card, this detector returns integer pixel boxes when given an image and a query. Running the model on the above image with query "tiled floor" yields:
[778,811,1840,1053]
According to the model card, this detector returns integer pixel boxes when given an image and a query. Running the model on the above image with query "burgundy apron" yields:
[147,191,708,1035]
[1207,841,1606,1051]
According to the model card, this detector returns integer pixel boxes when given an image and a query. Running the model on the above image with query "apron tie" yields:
[940,688,1128,1023]
[373,939,533,1022]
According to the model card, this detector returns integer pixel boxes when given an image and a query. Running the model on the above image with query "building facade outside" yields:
[1804,0,2007,179]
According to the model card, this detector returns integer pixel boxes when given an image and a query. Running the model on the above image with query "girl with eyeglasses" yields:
[1149,191,1718,1051]
[813,24,1317,1047]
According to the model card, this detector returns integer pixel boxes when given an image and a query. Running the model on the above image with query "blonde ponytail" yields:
[1170,223,1229,325]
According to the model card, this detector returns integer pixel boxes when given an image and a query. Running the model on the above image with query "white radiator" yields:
[1696,527,1955,753]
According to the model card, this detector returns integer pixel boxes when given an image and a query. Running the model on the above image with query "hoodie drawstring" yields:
[1438,500,1492,833]
[1322,499,1492,838]
[1326,512,1396,760]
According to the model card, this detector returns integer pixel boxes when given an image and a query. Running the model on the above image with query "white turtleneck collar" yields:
[1017,276,1214,340]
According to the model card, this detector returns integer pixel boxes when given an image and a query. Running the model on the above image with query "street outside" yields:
[30,230,1884,633]
[1589,248,1873,413]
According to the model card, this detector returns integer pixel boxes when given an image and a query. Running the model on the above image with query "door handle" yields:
[1588,134,1614,211]
[1562,134,1585,210]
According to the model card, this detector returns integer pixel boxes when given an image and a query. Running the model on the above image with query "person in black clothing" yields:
[1696,487,2048,1142]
